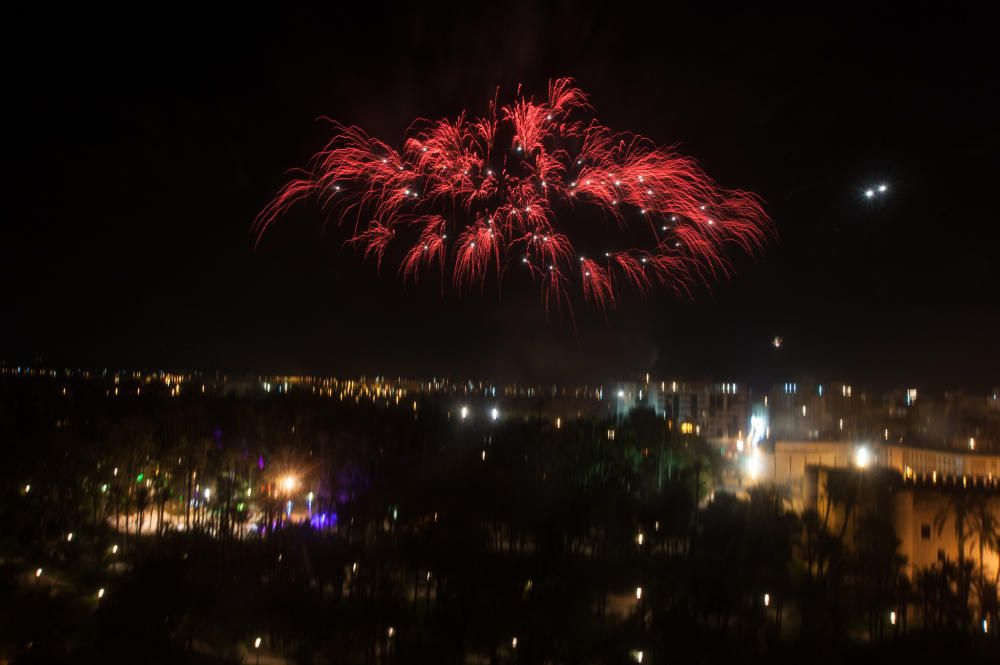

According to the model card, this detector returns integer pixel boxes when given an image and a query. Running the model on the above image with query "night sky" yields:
[4,3,997,389]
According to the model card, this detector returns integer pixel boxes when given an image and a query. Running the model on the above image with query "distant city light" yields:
[748,415,767,448]
[490,407,499,421]
[855,446,872,469]
[97,588,105,599]
[771,335,783,348]
[460,405,469,420]
[35,568,43,578]
[764,593,770,607]
[254,637,262,649]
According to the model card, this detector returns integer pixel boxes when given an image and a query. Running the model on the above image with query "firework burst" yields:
[255,78,772,310]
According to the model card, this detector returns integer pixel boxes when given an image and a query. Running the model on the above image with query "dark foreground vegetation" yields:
[1,376,997,664]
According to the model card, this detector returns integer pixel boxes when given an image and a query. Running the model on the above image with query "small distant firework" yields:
[771,336,783,349]
[256,78,772,310]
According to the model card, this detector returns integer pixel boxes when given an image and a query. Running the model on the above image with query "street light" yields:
[254,636,262,665]
[97,588,105,599]
[854,446,872,470]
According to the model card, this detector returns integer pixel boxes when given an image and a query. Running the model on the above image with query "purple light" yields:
[258,455,265,470]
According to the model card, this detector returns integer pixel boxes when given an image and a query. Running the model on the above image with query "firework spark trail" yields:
[255,78,772,310]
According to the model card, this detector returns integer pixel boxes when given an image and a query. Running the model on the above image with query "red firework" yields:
[255,78,771,310]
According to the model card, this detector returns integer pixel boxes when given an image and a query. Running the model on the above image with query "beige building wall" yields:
[765,440,1000,581]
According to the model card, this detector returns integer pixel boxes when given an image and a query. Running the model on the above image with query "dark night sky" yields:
[3,3,998,388]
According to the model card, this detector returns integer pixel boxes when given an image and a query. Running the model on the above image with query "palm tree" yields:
[968,495,1000,619]
[934,490,976,628]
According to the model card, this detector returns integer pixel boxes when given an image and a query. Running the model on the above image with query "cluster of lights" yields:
[864,183,889,198]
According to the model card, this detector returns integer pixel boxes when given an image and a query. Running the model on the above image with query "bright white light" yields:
[890,610,896,625]
[254,637,262,649]
[878,183,887,192]
[281,476,298,493]
[490,407,499,421]
[865,189,875,198]
[112,545,119,554]
[97,588,105,599]
[203,488,211,500]
[855,446,872,469]
[617,390,625,398]
[635,586,643,600]
[35,568,43,578]
[512,637,518,649]
[748,415,767,448]
[67,532,73,542]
